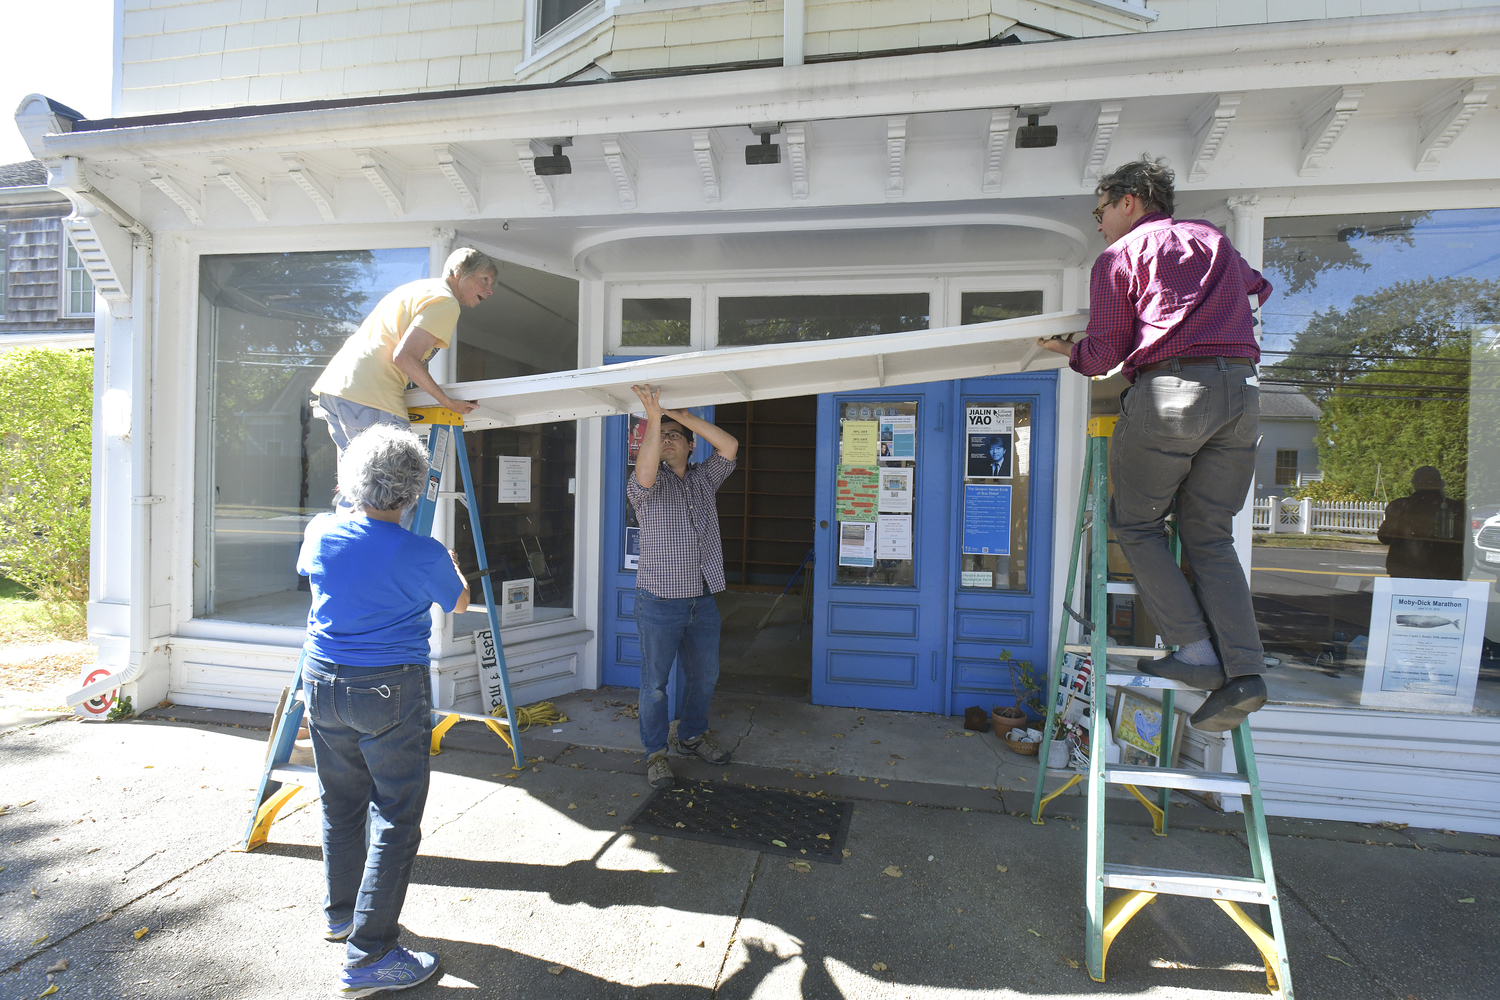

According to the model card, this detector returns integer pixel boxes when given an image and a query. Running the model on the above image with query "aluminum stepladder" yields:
[239,405,524,851]
[1030,416,1294,999]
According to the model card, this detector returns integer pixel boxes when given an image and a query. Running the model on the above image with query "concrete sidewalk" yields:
[2,701,1496,999]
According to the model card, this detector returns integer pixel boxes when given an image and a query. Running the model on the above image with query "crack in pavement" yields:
[727,701,758,756]
[711,851,762,996]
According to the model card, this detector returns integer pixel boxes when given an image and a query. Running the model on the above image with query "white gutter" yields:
[783,0,804,68]
[30,10,1500,161]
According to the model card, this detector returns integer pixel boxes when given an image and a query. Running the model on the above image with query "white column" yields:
[784,0,805,67]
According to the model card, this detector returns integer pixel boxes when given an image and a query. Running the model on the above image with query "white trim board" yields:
[409,309,1086,429]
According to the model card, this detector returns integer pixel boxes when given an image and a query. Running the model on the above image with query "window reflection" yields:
[194,248,430,624]
[1255,209,1500,713]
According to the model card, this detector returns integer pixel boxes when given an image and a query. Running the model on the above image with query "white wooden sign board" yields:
[408,309,1086,430]
[1360,577,1487,713]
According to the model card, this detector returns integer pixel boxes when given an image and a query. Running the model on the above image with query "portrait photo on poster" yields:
[967,433,1013,479]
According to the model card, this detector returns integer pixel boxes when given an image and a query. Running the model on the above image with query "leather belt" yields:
[1136,356,1255,375]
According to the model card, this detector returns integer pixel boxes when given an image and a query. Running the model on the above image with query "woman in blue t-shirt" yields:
[296,424,468,997]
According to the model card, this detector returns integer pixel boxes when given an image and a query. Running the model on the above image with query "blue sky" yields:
[1261,208,1500,356]
[1,2,113,165]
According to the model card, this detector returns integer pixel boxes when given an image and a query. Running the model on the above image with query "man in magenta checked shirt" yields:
[1038,156,1273,732]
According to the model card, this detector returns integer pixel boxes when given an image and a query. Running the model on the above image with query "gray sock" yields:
[1176,637,1219,666]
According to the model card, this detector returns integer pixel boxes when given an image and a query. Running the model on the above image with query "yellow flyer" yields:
[840,420,879,465]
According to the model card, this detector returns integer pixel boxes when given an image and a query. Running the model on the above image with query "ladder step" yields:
[1106,764,1251,796]
[1066,644,1168,660]
[268,763,317,787]
[1103,863,1270,904]
[1105,671,1202,692]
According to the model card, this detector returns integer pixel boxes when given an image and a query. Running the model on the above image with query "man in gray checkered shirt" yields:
[628,384,740,789]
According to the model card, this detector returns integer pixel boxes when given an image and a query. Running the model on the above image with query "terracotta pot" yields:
[991,706,1027,739]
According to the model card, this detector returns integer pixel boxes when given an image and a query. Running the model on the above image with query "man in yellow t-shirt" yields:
[313,247,497,511]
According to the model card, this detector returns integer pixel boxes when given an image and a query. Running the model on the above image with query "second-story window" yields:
[66,241,94,317]
[537,0,594,39]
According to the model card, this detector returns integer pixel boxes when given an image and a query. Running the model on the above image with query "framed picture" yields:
[1111,690,1186,767]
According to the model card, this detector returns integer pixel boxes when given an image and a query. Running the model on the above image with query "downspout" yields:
[63,165,155,710]
[784,0,805,67]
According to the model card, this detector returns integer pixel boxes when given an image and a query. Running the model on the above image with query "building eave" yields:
[27,9,1500,163]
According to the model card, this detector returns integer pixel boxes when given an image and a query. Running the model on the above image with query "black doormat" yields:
[627,779,853,864]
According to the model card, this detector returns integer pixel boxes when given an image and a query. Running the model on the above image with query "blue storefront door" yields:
[947,373,1058,722]
[811,385,953,713]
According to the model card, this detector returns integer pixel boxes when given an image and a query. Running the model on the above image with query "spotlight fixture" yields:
[1014,105,1057,149]
[533,138,573,176]
[745,123,782,165]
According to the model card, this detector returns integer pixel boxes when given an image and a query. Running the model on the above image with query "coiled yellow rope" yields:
[489,701,569,731]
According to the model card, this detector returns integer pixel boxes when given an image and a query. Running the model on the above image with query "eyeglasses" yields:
[1092,203,1109,224]
[661,430,688,442]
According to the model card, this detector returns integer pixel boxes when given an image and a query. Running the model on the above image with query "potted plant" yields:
[992,649,1039,739]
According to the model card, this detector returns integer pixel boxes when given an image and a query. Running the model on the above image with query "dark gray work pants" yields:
[1109,360,1266,678]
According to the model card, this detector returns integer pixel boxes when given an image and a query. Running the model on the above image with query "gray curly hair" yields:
[443,246,498,281]
[1096,155,1175,218]
[339,424,430,512]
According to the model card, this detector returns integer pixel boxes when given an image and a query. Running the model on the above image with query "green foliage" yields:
[1001,648,1044,716]
[1286,479,1367,502]
[107,694,135,722]
[0,348,92,616]
[1266,277,1500,503]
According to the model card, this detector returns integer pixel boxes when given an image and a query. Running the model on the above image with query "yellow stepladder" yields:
[1031,416,1295,998]
[239,406,524,851]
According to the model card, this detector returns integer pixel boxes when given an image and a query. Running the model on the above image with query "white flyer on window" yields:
[1015,425,1030,477]
[878,468,913,513]
[1360,578,1485,712]
[837,521,875,567]
[497,456,531,503]
[500,578,535,627]
[876,514,913,560]
[966,406,1014,434]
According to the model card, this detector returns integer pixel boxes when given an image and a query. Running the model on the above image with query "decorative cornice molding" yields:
[1082,101,1124,186]
[280,154,336,222]
[785,122,808,201]
[982,108,1013,195]
[212,156,270,223]
[432,144,480,213]
[1187,92,1243,184]
[142,159,203,226]
[1299,86,1364,177]
[885,116,907,201]
[513,140,555,211]
[691,129,724,204]
[354,148,406,217]
[1415,78,1497,171]
[600,134,639,211]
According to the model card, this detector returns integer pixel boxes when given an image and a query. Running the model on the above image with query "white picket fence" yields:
[1251,497,1386,535]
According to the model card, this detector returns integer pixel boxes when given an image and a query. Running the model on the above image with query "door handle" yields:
[934,402,944,432]
[931,651,939,682]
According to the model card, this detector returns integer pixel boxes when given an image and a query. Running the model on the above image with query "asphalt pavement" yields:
[2,705,1497,1000]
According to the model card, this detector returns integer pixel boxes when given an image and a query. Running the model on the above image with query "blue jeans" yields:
[301,654,432,967]
[320,393,415,527]
[1109,361,1265,678]
[634,588,721,755]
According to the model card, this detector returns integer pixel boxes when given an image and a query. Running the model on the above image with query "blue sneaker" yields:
[335,948,439,997]
[325,919,353,942]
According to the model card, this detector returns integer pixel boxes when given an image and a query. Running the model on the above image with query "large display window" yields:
[1089,209,1500,716]
[192,248,429,626]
